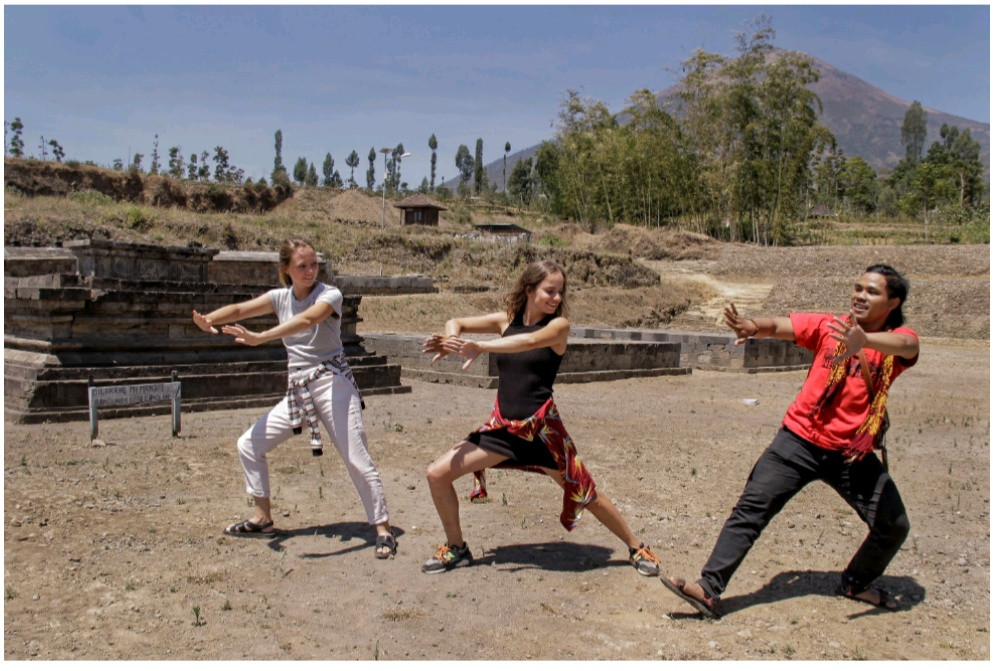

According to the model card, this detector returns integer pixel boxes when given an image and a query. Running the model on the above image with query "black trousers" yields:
[699,427,910,599]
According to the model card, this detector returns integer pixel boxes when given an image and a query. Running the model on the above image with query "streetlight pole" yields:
[379,147,391,234]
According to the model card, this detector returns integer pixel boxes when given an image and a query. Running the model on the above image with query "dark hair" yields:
[865,264,909,329]
[278,238,315,286]
[503,259,568,319]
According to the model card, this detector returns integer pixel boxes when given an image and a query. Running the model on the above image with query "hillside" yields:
[4,172,988,340]
[457,50,989,191]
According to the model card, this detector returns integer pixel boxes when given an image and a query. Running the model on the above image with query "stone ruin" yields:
[4,239,433,424]
[5,239,812,424]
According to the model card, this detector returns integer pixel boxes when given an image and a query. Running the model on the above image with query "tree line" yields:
[5,16,986,244]
[502,16,987,243]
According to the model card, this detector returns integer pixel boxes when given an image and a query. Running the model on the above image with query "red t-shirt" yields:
[782,312,918,451]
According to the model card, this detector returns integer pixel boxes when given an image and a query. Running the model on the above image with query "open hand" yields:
[828,312,866,364]
[723,303,757,345]
[422,334,452,364]
[192,310,218,334]
[222,323,264,347]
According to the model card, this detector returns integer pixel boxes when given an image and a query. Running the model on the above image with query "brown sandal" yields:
[843,585,900,611]
[661,576,720,619]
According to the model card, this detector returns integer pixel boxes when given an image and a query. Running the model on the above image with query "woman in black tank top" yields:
[419,260,662,578]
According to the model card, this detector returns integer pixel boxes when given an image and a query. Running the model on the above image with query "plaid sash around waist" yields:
[472,396,596,531]
[287,353,364,456]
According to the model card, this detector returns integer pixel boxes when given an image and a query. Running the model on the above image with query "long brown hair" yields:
[278,238,315,286]
[503,259,568,319]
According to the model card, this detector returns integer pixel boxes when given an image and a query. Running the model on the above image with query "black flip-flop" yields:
[375,534,398,559]
[662,576,721,619]
[223,519,277,538]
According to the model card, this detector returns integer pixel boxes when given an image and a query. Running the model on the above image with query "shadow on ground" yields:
[667,569,925,620]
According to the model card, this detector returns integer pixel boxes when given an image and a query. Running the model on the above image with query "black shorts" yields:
[466,428,558,470]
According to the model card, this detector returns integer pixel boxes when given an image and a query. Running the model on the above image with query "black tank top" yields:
[495,310,563,420]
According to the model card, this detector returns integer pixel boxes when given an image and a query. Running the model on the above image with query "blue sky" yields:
[4,3,990,185]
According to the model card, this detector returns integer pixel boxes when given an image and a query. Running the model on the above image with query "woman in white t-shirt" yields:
[193,238,396,558]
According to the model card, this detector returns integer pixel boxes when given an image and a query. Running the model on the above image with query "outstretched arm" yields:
[827,313,920,363]
[222,300,335,347]
[439,317,570,370]
[193,293,273,334]
[723,303,794,345]
[423,312,510,363]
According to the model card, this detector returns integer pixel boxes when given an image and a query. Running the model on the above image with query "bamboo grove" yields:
[519,21,830,245]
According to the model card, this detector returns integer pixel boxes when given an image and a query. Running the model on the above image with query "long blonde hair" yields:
[503,259,568,319]
[278,238,315,286]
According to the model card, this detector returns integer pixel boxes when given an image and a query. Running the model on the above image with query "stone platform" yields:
[569,326,813,372]
[4,240,422,424]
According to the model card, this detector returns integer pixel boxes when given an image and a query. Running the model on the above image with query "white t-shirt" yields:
[266,282,344,369]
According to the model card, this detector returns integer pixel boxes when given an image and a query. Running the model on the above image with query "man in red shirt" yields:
[663,265,919,619]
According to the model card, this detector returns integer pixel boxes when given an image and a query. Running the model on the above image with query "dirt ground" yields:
[3,334,989,660]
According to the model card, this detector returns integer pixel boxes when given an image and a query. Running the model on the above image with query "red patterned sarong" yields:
[471,397,596,531]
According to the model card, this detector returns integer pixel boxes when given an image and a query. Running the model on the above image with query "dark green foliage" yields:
[455,144,473,192]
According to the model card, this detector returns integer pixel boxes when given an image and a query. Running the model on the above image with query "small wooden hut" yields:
[393,194,448,226]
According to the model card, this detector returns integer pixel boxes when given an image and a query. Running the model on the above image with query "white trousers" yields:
[236,371,389,525]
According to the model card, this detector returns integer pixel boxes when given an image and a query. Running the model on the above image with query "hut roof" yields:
[472,223,532,237]
[807,203,836,218]
[393,194,448,210]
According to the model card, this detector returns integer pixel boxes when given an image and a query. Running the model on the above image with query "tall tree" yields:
[473,138,484,193]
[8,117,24,157]
[48,139,65,163]
[167,146,183,178]
[455,144,474,195]
[39,136,48,160]
[503,141,511,193]
[901,101,928,164]
[293,157,308,185]
[507,157,535,205]
[322,152,335,187]
[306,162,319,187]
[198,151,210,181]
[150,134,160,175]
[366,147,377,190]
[839,156,878,213]
[132,153,144,172]
[213,146,231,182]
[428,134,438,191]
[272,130,287,183]
[345,150,360,187]
[187,153,198,180]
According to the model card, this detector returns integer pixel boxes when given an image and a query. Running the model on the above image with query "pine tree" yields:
[272,130,287,183]
[150,134,160,175]
[503,141,511,193]
[345,150,360,188]
[428,134,438,191]
[473,138,484,193]
[367,147,377,190]
[9,117,24,158]
[322,152,334,187]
